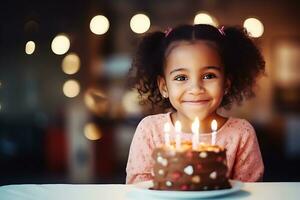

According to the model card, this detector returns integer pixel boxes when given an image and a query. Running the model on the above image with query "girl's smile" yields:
[182,99,211,106]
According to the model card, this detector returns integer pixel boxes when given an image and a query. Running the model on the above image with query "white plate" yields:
[129,180,244,199]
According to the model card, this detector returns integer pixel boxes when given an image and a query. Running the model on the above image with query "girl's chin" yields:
[183,112,210,122]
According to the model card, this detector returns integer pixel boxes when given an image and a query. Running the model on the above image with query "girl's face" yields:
[158,41,228,122]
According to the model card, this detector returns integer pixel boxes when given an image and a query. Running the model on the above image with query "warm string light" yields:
[90,15,110,35]
[51,34,70,55]
[25,41,35,55]
[63,79,80,98]
[193,12,218,27]
[243,17,264,38]
[130,14,151,34]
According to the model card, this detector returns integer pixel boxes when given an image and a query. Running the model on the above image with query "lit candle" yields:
[175,120,181,150]
[164,122,171,147]
[191,117,200,150]
[211,119,218,145]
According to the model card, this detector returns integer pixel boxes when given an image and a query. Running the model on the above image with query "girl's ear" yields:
[157,75,169,98]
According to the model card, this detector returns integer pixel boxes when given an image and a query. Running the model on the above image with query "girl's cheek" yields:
[206,84,225,96]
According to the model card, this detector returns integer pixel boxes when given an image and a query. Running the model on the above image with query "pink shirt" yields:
[126,112,264,184]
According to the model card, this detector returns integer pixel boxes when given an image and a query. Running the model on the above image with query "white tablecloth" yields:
[0,182,300,200]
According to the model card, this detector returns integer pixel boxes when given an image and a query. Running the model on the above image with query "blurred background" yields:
[1,0,300,185]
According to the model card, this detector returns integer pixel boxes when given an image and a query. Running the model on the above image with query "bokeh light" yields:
[62,53,80,75]
[274,43,300,87]
[194,12,218,27]
[243,18,264,38]
[84,123,102,140]
[25,41,35,55]
[63,79,80,98]
[51,34,70,55]
[130,14,151,34]
[90,15,110,35]
[121,90,142,116]
[84,88,109,116]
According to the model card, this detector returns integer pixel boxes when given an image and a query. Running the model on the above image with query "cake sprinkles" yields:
[151,142,231,191]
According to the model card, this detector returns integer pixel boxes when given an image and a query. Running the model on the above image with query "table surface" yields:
[0,182,300,200]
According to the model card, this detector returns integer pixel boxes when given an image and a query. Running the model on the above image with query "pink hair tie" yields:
[164,27,172,37]
[218,26,226,36]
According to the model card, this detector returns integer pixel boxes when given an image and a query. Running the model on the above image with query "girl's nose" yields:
[188,80,205,95]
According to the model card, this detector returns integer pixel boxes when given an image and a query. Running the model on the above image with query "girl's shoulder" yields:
[135,113,170,145]
[226,117,254,129]
[138,112,170,128]
[224,117,256,138]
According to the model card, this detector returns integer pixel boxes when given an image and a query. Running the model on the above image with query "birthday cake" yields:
[151,142,231,191]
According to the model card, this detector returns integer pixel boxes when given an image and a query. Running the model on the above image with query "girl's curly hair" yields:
[128,24,265,110]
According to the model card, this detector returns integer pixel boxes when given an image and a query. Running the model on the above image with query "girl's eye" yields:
[174,75,188,81]
[203,73,216,80]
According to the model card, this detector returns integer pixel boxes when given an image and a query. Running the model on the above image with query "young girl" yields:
[126,24,265,184]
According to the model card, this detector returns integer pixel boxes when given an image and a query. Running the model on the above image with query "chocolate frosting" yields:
[151,142,231,191]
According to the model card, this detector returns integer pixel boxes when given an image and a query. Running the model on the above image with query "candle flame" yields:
[175,120,181,132]
[191,117,199,134]
[211,119,218,132]
[164,123,170,132]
